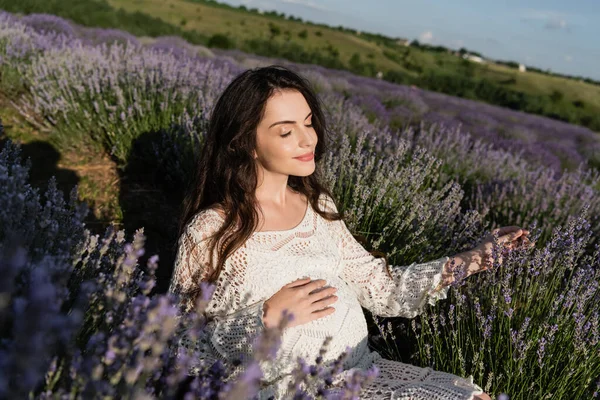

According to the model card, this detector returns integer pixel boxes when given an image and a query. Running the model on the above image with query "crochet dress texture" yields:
[168,193,484,399]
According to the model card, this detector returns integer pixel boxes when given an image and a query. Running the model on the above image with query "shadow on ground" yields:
[118,130,190,295]
[0,133,104,233]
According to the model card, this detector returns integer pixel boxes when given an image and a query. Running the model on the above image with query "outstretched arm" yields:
[321,194,451,319]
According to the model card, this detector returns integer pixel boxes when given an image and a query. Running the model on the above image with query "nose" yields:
[300,125,316,147]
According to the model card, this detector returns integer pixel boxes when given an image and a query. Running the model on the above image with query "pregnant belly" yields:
[277,282,370,368]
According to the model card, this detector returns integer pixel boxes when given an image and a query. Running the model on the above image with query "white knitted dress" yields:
[168,193,484,399]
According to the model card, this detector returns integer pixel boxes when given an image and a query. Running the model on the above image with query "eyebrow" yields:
[268,112,312,129]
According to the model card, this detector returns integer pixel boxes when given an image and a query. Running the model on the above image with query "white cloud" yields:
[419,31,434,43]
[451,39,464,48]
[565,55,573,62]
[545,18,567,30]
[523,9,562,19]
[520,9,570,31]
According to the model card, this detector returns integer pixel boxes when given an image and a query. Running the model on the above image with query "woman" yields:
[168,65,532,399]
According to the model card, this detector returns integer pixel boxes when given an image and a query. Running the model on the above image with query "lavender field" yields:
[1,11,600,399]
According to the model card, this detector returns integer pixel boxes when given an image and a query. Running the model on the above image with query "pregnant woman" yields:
[168,65,532,399]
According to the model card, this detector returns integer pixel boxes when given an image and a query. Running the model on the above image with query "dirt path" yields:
[0,90,123,234]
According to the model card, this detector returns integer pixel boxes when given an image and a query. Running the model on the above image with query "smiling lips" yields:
[294,151,314,161]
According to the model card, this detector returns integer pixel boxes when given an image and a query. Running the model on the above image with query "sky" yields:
[217,0,600,80]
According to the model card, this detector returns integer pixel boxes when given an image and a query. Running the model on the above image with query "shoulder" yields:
[317,192,339,213]
[210,204,227,220]
[182,207,226,243]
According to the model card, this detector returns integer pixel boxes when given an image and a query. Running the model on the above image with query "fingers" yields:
[299,279,328,294]
[516,235,536,249]
[285,277,312,288]
[487,226,536,260]
[497,227,531,244]
[494,226,530,237]
[309,286,337,298]
[311,293,338,310]
[504,228,523,238]
[493,226,519,235]
[500,233,536,253]
[310,305,336,319]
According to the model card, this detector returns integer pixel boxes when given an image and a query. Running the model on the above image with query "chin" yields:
[289,165,315,177]
[294,170,315,177]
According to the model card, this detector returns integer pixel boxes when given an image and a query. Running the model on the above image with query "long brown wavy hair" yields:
[178,64,390,287]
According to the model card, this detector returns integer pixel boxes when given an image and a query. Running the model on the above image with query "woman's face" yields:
[254,89,318,177]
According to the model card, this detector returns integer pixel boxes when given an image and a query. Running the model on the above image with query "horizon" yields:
[218,0,600,81]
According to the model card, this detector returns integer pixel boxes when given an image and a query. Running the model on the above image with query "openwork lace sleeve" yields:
[321,194,450,319]
[168,210,267,374]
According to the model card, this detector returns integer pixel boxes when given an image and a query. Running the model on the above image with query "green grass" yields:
[0,0,209,44]
[108,0,402,71]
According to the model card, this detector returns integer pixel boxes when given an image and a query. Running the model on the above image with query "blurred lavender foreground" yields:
[1,10,600,399]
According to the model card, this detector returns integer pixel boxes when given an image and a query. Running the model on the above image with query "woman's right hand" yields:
[262,278,338,329]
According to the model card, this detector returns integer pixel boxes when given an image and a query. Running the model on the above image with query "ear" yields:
[253,149,258,159]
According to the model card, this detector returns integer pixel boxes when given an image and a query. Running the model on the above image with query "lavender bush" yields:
[0,140,88,260]
[12,41,238,161]
[7,12,141,48]
[145,35,200,59]
[390,211,600,398]
[19,13,77,37]
[467,164,600,246]
[318,93,600,254]
[406,121,600,248]
[317,100,484,262]
[75,26,141,48]
[0,12,77,62]
[0,12,75,96]
[0,13,238,163]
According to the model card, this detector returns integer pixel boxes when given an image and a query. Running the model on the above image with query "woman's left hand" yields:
[471,226,535,274]
[440,226,536,288]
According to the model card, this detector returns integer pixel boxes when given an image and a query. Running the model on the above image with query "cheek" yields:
[280,140,298,155]
[259,140,296,166]
[266,138,295,158]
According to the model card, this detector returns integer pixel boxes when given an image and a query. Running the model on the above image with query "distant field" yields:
[484,63,600,110]
[3,0,597,131]
[106,0,600,132]
[107,0,402,71]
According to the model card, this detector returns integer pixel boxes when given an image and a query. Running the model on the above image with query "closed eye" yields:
[281,124,313,137]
